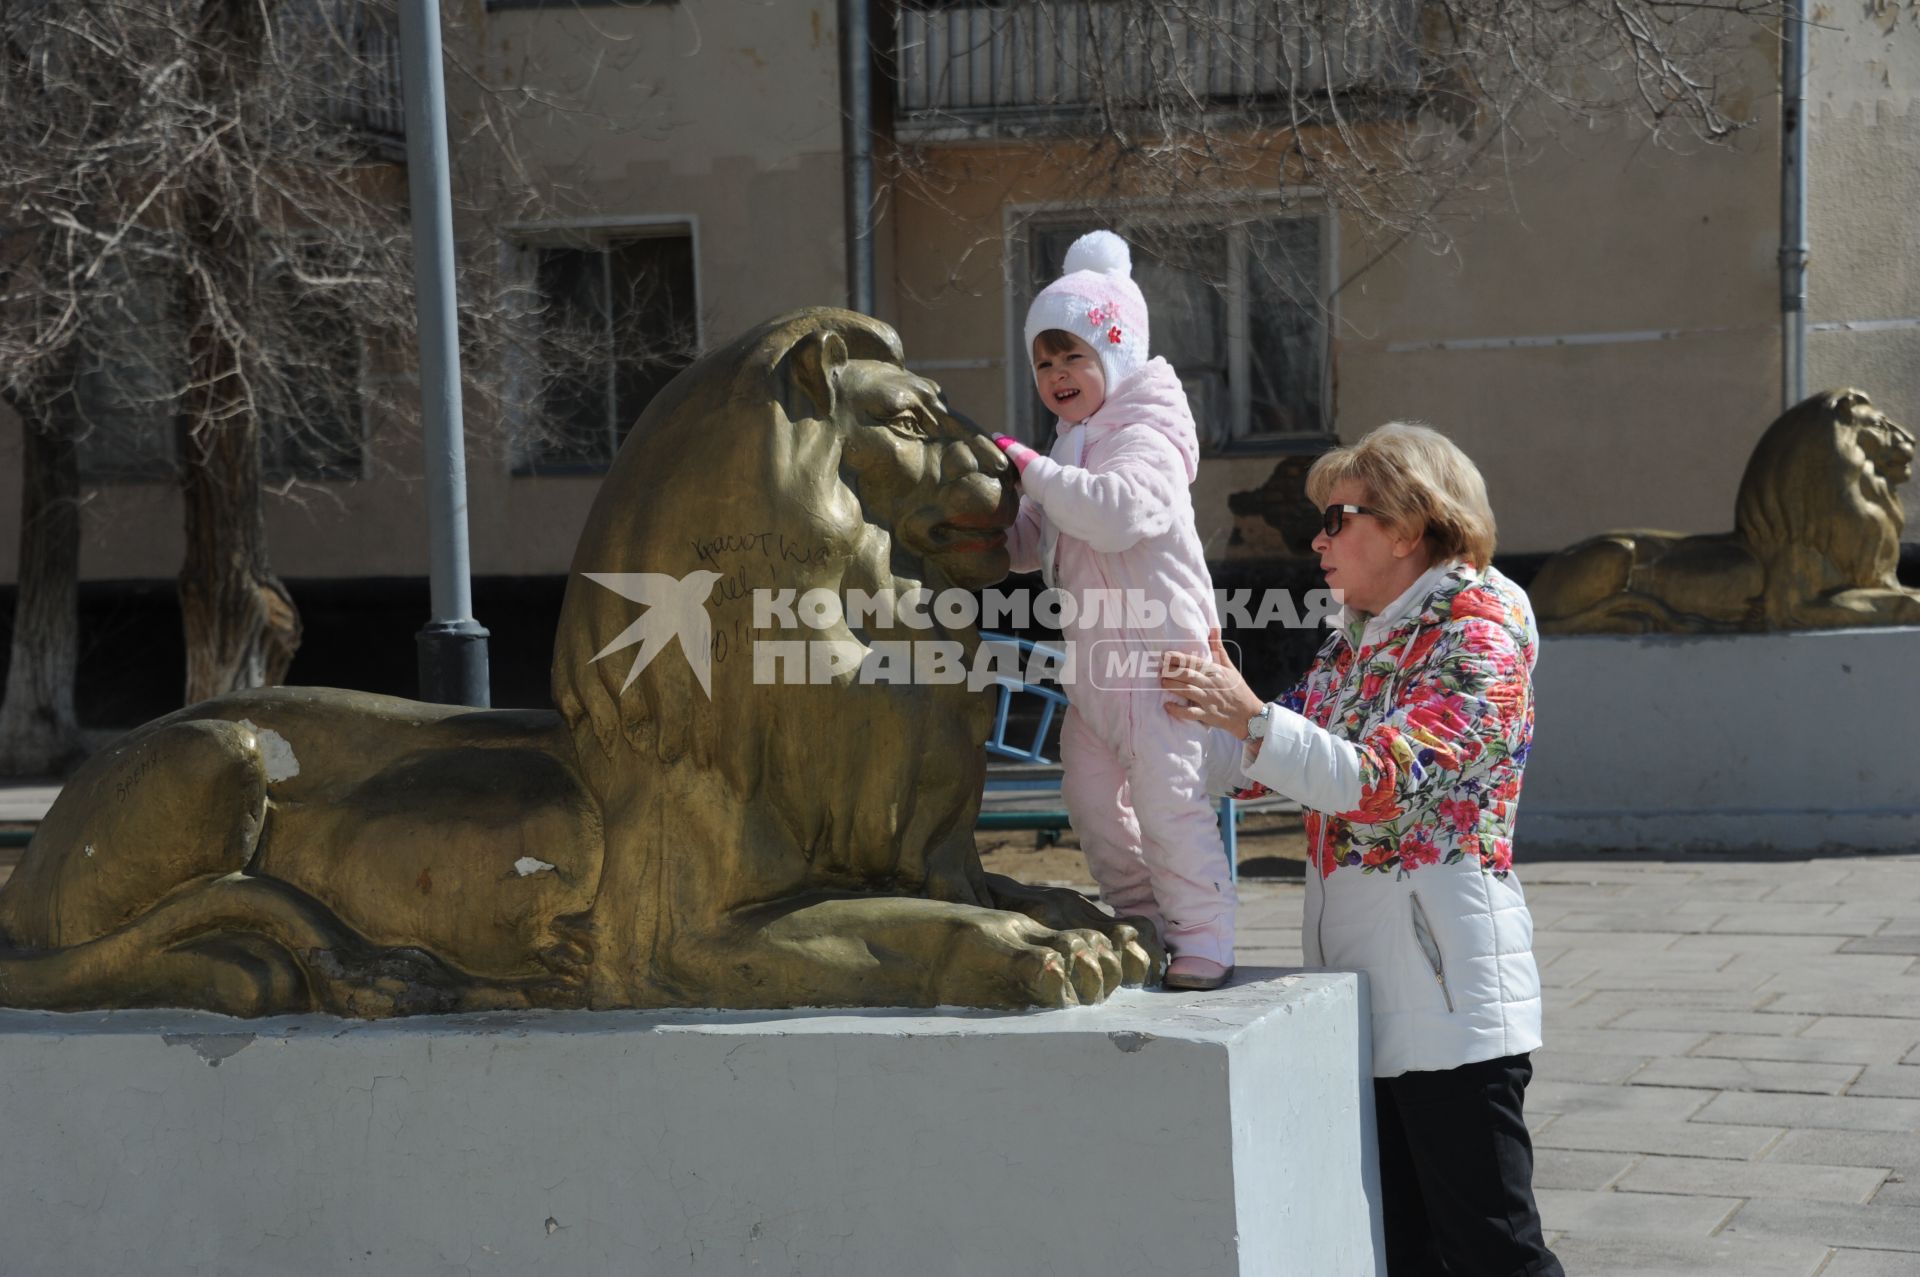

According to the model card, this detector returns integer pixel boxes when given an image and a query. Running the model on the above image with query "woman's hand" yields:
[1162,629,1268,738]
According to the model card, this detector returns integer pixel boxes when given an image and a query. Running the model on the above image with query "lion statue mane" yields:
[0,309,1153,1017]
[1530,389,1920,634]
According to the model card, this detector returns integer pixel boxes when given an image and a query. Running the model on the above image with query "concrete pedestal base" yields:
[1525,626,1920,852]
[0,970,1381,1277]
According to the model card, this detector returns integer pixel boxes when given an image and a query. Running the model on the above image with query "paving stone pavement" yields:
[1237,851,1920,1276]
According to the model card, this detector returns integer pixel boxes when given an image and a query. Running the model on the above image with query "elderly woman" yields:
[1162,422,1561,1277]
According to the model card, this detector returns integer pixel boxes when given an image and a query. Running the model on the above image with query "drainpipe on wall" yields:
[399,0,490,707]
[839,0,877,316]
[1780,0,1810,410]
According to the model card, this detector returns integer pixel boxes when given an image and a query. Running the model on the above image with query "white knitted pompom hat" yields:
[1023,229,1150,389]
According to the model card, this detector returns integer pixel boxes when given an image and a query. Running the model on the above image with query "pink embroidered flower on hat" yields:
[1107,326,1123,344]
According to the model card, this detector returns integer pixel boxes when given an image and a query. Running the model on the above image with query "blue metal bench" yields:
[977,631,1237,876]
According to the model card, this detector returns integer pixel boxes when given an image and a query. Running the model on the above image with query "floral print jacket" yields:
[1217,560,1543,1076]
[1255,562,1537,881]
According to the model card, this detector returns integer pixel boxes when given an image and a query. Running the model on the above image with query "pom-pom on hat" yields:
[1024,229,1150,390]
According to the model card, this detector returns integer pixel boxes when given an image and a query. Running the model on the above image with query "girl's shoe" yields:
[1162,956,1233,991]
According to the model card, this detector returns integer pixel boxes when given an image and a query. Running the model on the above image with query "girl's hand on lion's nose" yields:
[991,434,1039,474]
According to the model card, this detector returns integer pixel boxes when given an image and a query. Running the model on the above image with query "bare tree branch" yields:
[0,0,661,756]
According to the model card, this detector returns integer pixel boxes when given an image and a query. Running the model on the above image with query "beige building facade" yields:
[1,0,850,586]
[1806,5,1920,433]
[2,0,1914,593]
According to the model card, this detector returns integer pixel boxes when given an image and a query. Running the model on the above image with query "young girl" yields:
[991,230,1235,991]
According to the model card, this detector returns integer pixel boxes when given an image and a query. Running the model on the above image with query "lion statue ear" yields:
[786,330,850,420]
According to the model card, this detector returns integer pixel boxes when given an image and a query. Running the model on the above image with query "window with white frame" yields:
[510,228,699,473]
[1016,210,1329,450]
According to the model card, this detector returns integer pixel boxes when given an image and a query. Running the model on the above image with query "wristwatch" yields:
[1245,705,1273,741]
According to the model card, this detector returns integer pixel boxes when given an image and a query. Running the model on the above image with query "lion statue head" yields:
[1733,388,1916,624]
[551,308,1017,899]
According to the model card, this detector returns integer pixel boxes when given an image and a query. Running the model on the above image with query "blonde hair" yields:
[1306,422,1497,569]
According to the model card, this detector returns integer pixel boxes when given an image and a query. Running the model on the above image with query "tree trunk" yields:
[172,0,300,707]
[0,411,87,777]
[177,303,302,706]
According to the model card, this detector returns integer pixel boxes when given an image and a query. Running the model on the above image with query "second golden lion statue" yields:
[0,309,1158,1017]
[1530,389,1920,634]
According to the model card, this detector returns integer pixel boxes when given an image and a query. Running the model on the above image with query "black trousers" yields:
[1374,1052,1564,1277]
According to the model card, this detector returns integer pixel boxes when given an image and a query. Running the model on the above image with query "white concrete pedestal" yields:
[0,970,1382,1277]
[1525,626,1920,852]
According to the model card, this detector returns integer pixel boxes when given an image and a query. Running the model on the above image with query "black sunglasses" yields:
[1320,503,1380,537]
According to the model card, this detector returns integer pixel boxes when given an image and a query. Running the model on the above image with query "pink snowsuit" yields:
[1006,357,1237,964]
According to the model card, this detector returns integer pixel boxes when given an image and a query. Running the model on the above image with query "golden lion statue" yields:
[0,309,1156,1017]
[1530,389,1920,633]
